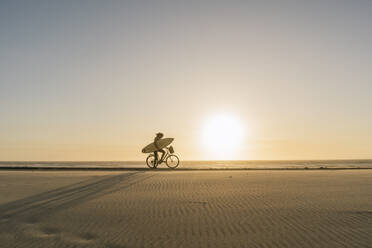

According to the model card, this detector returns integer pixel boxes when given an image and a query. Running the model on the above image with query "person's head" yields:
[156,132,164,138]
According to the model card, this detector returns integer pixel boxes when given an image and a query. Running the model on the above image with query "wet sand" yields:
[0,170,371,248]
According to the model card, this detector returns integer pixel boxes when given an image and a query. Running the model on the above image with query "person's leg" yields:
[160,149,166,162]
[153,151,158,168]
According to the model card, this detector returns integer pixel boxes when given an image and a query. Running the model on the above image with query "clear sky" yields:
[1,1,372,161]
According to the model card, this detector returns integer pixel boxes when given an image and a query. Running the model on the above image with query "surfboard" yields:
[142,138,174,153]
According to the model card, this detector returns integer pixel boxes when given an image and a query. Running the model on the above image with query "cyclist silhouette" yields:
[153,132,166,168]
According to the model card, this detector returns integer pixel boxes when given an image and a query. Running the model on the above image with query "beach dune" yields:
[0,170,371,248]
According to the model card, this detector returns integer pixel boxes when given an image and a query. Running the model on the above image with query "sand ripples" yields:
[0,170,371,247]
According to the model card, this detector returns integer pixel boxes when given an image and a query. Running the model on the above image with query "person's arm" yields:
[154,137,160,150]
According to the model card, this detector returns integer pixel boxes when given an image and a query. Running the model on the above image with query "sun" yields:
[201,114,245,159]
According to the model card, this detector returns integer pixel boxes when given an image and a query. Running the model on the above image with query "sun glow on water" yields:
[202,114,245,159]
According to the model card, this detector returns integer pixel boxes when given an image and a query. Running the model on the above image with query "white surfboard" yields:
[142,138,174,153]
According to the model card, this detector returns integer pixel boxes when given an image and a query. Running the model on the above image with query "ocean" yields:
[1,160,372,169]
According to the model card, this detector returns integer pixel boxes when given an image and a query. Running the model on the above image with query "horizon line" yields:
[1,159,372,163]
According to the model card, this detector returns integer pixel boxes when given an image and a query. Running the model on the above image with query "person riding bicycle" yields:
[153,132,166,168]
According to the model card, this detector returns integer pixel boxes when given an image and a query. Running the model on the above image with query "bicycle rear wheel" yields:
[146,154,156,169]
[166,154,179,169]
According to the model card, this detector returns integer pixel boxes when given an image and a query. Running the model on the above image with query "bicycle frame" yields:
[156,147,170,164]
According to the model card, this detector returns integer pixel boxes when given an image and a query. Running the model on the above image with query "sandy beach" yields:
[0,170,371,248]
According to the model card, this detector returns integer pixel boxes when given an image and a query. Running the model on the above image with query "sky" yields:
[1,0,372,161]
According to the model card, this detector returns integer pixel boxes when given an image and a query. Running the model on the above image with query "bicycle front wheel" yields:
[166,154,179,169]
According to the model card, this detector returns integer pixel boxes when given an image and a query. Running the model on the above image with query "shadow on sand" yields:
[0,172,147,224]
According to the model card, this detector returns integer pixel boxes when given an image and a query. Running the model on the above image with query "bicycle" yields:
[146,146,180,169]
